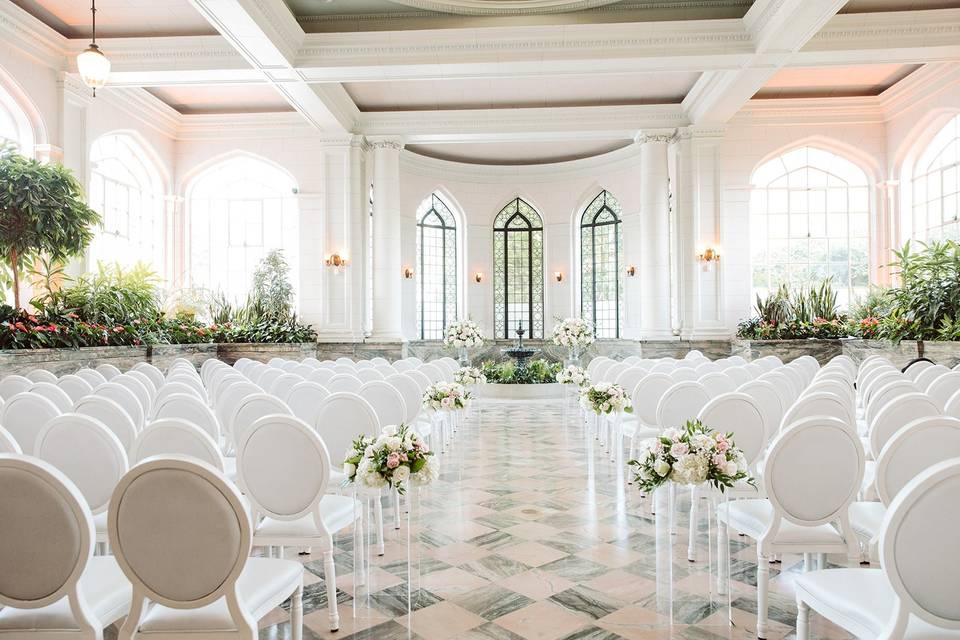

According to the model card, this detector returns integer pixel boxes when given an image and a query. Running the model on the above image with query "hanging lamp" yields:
[77,0,110,96]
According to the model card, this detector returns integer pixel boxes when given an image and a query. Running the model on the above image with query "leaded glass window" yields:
[911,115,960,242]
[88,134,165,272]
[750,146,870,309]
[493,198,544,339]
[416,193,457,340]
[580,190,623,338]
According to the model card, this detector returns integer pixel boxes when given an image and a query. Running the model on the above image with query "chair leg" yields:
[757,551,769,639]
[291,581,303,640]
[687,486,699,562]
[323,545,340,632]
[394,489,401,530]
[717,518,728,596]
[796,599,810,640]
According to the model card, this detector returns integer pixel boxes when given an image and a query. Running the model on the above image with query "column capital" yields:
[367,136,405,152]
[634,129,676,145]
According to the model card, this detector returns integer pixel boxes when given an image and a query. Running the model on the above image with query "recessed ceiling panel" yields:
[753,63,921,99]
[145,85,294,115]
[840,0,960,12]
[345,72,700,112]
[406,139,633,165]
[10,0,216,38]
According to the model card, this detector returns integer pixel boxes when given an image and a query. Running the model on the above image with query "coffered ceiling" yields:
[5,0,960,164]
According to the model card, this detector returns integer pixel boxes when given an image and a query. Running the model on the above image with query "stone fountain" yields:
[500,319,539,372]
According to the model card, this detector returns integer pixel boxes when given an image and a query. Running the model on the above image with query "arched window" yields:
[911,114,960,241]
[0,83,34,152]
[187,155,298,304]
[88,134,164,271]
[416,193,458,340]
[750,146,870,308]
[494,198,544,339]
[580,190,623,338]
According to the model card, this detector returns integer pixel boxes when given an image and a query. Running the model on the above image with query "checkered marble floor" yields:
[110,400,859,640]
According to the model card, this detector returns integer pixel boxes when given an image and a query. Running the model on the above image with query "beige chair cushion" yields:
[255,496,360,539]
[720,499,846,546]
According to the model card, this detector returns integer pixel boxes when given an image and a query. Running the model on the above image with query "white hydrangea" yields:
[443,320,484,348]
[551,318,596,348]
[556,365,590,386]
[454,366,487,386]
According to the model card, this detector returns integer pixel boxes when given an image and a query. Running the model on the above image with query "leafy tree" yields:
[245,249,295,323]
[0,145,100,309]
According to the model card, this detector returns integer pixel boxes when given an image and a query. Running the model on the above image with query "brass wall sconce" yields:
[697,247,720,263]
[626,265,636,277]
[325,253,347,274]
[554,271,564,283]
[403,267,414,279]
[474,272,483,283]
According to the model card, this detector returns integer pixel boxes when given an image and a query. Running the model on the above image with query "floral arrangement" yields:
[454,366,486,386]
[556,365,591,387]
[628,420,753,492]
[551,317,596,348]
[342,423,437,494]
[443,320,484,348]
[579,382,632,415]
[422,381,472,412]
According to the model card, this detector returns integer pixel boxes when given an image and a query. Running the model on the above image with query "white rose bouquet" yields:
[454,366,486,386]
[443,320,484,349]
[422,381,472,412]
[342,423,437,494]
[579,382,632,415]
[551,318,596,348]
[556,365,591,387]
[628,420,754,493]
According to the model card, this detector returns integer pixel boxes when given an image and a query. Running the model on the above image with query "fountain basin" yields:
[479,382,566,400]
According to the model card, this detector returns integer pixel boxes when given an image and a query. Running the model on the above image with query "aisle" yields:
[256,401,852,640]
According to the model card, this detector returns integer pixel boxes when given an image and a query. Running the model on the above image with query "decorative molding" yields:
[0,1,68,69]
[368,138,405,151]
[733,96,886,125]
[636,132,675,144]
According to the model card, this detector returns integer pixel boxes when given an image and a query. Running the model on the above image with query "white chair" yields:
[737,379,784,446]
[131,419,225,472]
[780,391,855,434]
[355,360,374,370]
[75,367,107,389]
[26,368,58,384]
[391,359,414,373]
[795,458,960,640]
[34,413,128,545]
[698,372,736,398]
[865,379,919,426]
[286,382,330,427]
[292,364,315,379]
[94,382,145,432]
[355,368,384,383]
[0,425,22,453]
[237,415,360,632]
[152,393,221,443]
[153,380,205,410]
[405,370,432,393]
[866,393,941,461]
[165,373,206,399]
[374,364,398,378]
[74,395,139,454]
[903,358,936,381]
[256,367,285,393]
[0,455,132,637]
[620,373,673,459]
[30,381,74,412]
[419,363,446,384]
[112,374,152,418]
[928,371,960,411]
[308,368,336,386]
[326,374,363,394]
[0,374,32,399]
[127,370,158,399]
[849,415,960,561]
[109,456,304,640]
[914,363,951,391]
[302,357,322,368]
[0,392,61,454]
[214,380,261,441]
[718,416,864,640]
[332,364,355,377]
[267,373,304,402]
[385,373,425,426]
[335,357,354,366]
[359,380,407,428]
[230,393,291,449]
[57,373,95,403]
[370,357,389,366]
[656,381,712,429]
[95,363,122,380]
[614,367,646,394]
[669,367,699,383]
[724,366,752,388]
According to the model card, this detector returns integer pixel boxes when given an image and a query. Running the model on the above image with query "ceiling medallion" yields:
[386,0,624,16]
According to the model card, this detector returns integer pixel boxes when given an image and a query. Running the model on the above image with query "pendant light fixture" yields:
[77,0,110,96]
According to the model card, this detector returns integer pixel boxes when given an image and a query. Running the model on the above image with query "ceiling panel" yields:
[145,85,294,115]
[840,0,960,12]
[406,139,633,165]
[344,72,700,111]
[11,0,216,38]
[753,63,921,99]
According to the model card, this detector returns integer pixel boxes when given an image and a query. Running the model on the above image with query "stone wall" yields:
[405,339,734,364]
[733,339,843,365]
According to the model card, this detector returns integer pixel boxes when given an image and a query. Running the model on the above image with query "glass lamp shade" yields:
[77,44,110,89]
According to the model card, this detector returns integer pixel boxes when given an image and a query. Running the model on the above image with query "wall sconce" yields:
[697,246,720,263]
[474,272,483,283]
[325,253,348,275]
[626,265,636,277]
[554,271,564,283]
[403,267,415,279]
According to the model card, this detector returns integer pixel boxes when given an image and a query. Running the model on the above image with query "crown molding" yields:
[175,111,316,140]
[399,142,642,183]
[0,1,68,69]
[878,62,960,121]
[733,96,886,125]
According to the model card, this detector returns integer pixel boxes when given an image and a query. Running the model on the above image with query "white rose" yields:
[654,459,671,477]
[383,425,398,437]
[725,461,739,476]
[393,465,410,483]
[343,462,356,478]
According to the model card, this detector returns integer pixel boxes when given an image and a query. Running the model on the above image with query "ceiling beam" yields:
[186,0,358,132]
[682,0,847,125]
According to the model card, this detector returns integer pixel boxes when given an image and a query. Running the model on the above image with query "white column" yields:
[876,180,899,287]
[369,137,405,342]
[163,195,185,289]
[638,131,675,340]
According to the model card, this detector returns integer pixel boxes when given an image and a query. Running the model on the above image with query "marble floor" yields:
[258,401,854,639]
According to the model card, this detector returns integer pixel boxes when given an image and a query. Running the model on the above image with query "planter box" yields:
[151,343,218,371]
[732,339,843,365]
[316,341,404,362]
[213,342,316,365]
[841,339,921,368]
[480,382,566,400]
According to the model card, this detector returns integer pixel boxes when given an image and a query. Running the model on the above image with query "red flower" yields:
[112,326,124,333]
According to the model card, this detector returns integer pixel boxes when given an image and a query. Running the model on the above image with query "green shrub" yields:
[480,358,561,384]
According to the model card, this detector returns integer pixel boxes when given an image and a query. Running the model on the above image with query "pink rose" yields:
[670,443,689,457]
[712,454,727,468]
[715,439,729,452]
[386,453,400,469]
